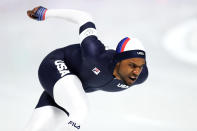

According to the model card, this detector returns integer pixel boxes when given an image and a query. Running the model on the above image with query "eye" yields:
[129,63,133,67]
[129,63,136,68]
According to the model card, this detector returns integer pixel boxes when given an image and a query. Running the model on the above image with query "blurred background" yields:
[0,0,197,131]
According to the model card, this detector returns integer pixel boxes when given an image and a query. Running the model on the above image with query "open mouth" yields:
[129,76,137,81]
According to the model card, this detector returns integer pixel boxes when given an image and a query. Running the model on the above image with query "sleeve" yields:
[44,9,105,57]
[79,22,105,57]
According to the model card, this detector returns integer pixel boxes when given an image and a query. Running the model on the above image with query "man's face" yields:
[115,58,145,86]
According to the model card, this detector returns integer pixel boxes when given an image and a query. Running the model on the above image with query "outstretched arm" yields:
[27,6,93,25]
[27,6,96,41]
[46,9,94,26]
[27,6,105,56]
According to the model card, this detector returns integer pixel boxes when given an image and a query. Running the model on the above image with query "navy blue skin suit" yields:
[36,22,148,115]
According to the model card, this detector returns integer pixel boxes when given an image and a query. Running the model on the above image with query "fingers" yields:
[27,10,32,17]
[27,10,36,19]
[27,6,41,19]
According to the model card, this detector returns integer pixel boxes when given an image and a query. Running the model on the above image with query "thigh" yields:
[38,49,73,97]
[53,75,89,128]
[24,106,68,131]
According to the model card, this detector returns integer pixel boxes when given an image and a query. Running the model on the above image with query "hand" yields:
[27,6,40,19]
[27,6,47,21]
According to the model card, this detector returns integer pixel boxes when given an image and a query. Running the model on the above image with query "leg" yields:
[53,74,89,130]
[37,50,88,130]
[24,92,70,131]
[24,106,68,131]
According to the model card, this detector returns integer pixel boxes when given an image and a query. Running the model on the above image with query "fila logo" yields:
[68,121,80,129]
[137,51,144,55]
[80,28,97,42]
[54,60,70,77]
[84,28,94,36]
[117,83,129,88]
[92,67,101,75]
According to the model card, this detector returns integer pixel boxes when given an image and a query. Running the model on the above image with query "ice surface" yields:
[0,0,197,131]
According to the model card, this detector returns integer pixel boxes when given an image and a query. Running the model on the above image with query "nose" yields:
[132,67,141,75]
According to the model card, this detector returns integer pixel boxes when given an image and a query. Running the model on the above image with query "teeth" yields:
[129,77,136,80]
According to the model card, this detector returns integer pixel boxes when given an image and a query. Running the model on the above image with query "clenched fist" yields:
[27,6,47,21]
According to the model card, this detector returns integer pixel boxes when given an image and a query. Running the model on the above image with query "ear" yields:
[116,62,120,67]
[113,62,120,79]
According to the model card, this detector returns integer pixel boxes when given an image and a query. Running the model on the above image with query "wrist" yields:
[35,6,48,21]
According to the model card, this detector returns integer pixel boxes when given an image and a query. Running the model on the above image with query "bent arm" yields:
[27,6,105,56]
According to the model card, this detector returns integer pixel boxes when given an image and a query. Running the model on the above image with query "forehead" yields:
[122,58,145,64]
